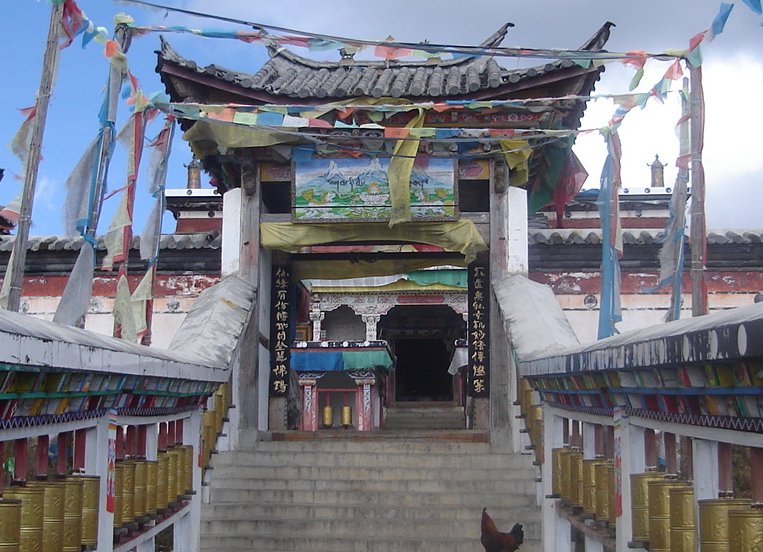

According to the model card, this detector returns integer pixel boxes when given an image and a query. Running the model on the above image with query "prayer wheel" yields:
[669,485,696,552]
[582,459,605,515]
[156,453,169,511]
[213,392,224,435]
[322,406,334,428]
[120,460,135,527]
[0,498,22,552]
[27,480,65,551]
[568,449,584,507]
[340,406,352,429]
[173,448,186,498]
[75,475,99,550]
[728,506,763,551]
[630,471,664,542]
[182,446,193,494]
[112,464,124,529]
[166,449,178,504]
[699,498,751,550]
[551,447,566,497]
[648,479,690,551]
[559,448,574,502]
[529,405,543,450]
[594,461,614,525]
[61,477,83,552]
[2,485,44,552]
[132,460,147,518]
[145,461,158,516]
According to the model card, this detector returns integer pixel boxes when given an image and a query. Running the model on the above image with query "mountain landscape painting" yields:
[293,157,457,222]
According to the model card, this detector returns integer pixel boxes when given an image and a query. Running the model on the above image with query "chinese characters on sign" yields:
[269,265,292,396]
[468,262,489,397]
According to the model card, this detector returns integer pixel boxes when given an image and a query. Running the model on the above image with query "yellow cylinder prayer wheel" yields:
[75,475,99,549]
[27,480,65,552]
[132,461,147,518]
[582,459,605,515]
[669,486,696,552]
[594,461,614,525]
[174,448,185,499]
[145,461,158,516]
[166,449,178,504]
[559,448,573,502]
[630,471,664,542]
[728,506,763,551]
[648,479,690,551]
[61,477,83,552]
[341,406,352,428]
[322,406,334,428]
[156,454,168,511]
[0,498,22,552]
[571,451,585,507]
[120,461,135,527]
[699,498,752,550]
[2,485,44,552]
[183,446,193,495]
[112,464,124,529]
[551,448,566,497]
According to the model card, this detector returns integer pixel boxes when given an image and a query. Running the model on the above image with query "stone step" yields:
[207,486,537,508]
[209,463,537,481]
[200,515,543,541]
[211,450,534,469]
[199,535,542,552]
[209,479,538,504]
[249,432,491,452]
[202,502,537,523]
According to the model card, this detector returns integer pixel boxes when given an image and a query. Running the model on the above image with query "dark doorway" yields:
[394,337,453,402]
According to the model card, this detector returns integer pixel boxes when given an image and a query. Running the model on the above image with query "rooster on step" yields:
[480,508,524,552]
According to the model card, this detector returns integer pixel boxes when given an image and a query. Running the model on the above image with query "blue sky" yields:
[1,1,762,236]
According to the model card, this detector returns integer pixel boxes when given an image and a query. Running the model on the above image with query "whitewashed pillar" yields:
[506,186,529,275]
[145,423,158,461]
[89,413,115,552]
[543,407,569,552]
[614,408,645,552]
[221,188,242,277]
[585,536,605,552]
[692,439,719,500]
[310,309,324,341]
[583,422,597,459]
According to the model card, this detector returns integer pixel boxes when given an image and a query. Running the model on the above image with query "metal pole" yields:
[4,2,63,311]
[689,64,708,316]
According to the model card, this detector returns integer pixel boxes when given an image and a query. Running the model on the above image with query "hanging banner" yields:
[269,265,293,396]
[467,262,490,398]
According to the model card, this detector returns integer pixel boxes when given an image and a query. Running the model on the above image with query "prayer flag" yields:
[742,0,763,14]
[708,3,734,40]
[53,241,95,327]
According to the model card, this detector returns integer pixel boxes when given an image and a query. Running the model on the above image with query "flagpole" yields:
[4,2,63,312]
[689,64,708,317]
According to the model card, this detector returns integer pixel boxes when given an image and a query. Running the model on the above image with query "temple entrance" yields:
[394,337,452,402]
[378,304,465,404]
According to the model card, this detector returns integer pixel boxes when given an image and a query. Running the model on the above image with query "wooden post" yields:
[644,428,658,468]
[718,442,733,495]
[14,439,27,482]
[750,448,763,503]
[36,435,49,479]
[4,2,63,311]
[664,432,676,474]
[689,64,708,316]
[56,432,69,476]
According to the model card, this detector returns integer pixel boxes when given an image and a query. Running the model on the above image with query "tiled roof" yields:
[2,229,761,254]
[528,229,763,246]
[157,22,614,101]
[0,232,222,253]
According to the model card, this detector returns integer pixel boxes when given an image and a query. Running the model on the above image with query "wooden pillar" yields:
[238,162,262,432]
[562,417,569,446]
[167,420,176,448]
[125,425,136,457]
[176,419,184,446]
[644,428,658,468]
[36,435,49,479]
[571,420,582,449]
[73,428,87,470]
[115,426,125,461]
[680,436,693,480]
[14,439,27,482]
[158,422,167,452]
[750,448,763,503]
[664,432,677,474]
[595,424,604,456]
[718,442,733,495]
[300,382,317,432]
[137,425,147,457]
[56,432,69,476]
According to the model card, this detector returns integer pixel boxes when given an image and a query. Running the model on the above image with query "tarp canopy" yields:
[493,274,579,362]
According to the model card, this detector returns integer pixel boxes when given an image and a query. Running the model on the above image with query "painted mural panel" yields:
[293,157,457,222]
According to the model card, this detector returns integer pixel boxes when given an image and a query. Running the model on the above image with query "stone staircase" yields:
[200,432,542,551]
[383,404,464,430]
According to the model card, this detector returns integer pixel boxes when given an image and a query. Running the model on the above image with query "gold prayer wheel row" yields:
[0,498,22,552]
[114,453,189,532]
[582,458,608,515]
[201,381,232,468]
[550,447,615,524]
[594,461,615,525]
[699,497,756,551]
[2,475,99,552]
[630,471,664,542]
[647,478,691,552]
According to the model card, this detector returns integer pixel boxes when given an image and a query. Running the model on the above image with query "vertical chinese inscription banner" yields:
[269,265,292,397]
[468,262,490,397]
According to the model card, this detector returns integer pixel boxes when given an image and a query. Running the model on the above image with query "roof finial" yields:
[649,154,667,188]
